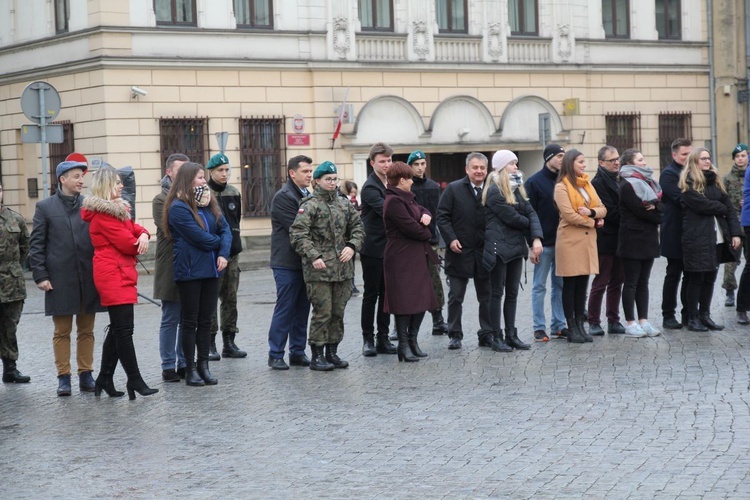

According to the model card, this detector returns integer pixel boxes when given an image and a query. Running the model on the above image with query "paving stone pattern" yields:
[2,259,750,499]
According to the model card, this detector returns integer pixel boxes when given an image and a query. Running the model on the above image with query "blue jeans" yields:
[532,246,566,333]
[268,267,310,359]
[158,299,184,371]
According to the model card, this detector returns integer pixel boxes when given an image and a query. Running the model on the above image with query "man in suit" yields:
[436,152,492,350]
[267,155,314,370]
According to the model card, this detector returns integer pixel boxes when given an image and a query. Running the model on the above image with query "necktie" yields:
[474,186,481,199]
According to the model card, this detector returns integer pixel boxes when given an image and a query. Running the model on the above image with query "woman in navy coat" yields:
[383,162,439,362]
[164,162,231,386]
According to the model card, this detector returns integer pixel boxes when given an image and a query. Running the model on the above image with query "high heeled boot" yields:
[94,326,124,397]
[114,324,158,400]
[196,360,218,385]
[396,316,418,362]
[408,323,428,358]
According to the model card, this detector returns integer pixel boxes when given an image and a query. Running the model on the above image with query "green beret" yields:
[313,161,337,179]
[207,153,229,170]
[407,150,425,165]
[732,143,749,159]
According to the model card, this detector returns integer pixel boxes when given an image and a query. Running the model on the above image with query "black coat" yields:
[525,165,559,247]
[28,191,105,316]
[659,161,684,259]
[411,175,441,245]
[591,167,620,255]
[270,178,307,270]
[482,185,543,271]
[616,181,663,260]
[681,172,742,272]
[360,172,387,258]
[437,176,487,279]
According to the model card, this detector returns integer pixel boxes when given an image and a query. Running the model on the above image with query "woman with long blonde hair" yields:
[678,148,742,331]
[482,150,543,352]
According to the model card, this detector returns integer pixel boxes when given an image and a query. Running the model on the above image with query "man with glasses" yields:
[587,146,625,335]
[660,138,693,329]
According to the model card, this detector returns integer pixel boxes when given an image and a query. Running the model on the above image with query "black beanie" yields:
[543,144,565,163]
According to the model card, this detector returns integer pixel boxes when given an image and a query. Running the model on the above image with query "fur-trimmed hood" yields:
[81,196,131,222]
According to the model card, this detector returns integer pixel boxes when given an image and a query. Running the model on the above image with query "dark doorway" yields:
[391,151,493,188]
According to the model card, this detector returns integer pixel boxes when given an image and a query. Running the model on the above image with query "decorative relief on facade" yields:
[412,21,430,60]
[487,23,503,60]
[556,24,572,61]
[333,17,351,59]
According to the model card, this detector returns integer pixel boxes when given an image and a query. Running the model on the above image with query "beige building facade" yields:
[0,0,712,237]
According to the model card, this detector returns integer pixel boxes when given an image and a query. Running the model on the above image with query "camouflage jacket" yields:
[290,186,365,283]
[723,163,746,212]
[0,205,29,303]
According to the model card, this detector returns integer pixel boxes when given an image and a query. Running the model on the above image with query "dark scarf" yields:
[596,166,620,194]
[208,176,227,193]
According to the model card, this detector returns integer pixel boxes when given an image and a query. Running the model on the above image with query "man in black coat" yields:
[359,142,397,356]
[408,150,447,335]
[587,146,625,335]
[29,160,105,396]
[660,138,692,329]
[436,152,492,349]
[267,155,314,370]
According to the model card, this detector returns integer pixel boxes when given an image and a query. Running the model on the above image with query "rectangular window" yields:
[658,112,692,167]
[55,0,69,33]
[359,0,393,32]
[234,0,273,29]
[239,117,285,217]
[655,0,681,40]
[509,0,538,36]
[154,0,197,26]
[437,0,468,34]
[605,113,641,153]
[603,0,629,38]
[159,117,208,175]
[48,121,75,195]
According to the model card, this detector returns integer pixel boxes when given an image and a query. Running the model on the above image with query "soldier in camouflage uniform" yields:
[0,183,31,383]
[290,161,365,371]
[721,143,748,307]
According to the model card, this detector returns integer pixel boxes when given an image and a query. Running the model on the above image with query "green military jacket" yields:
[0,205,29,303]
[723,163,746,212]
[290,186,365,283]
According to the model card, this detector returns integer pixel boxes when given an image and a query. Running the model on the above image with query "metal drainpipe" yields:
[708,0,717,160]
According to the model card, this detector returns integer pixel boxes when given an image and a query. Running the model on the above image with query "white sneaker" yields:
[624,323,647,338]
[640,322,661,337]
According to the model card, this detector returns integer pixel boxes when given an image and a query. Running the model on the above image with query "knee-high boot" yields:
[114,323,158,400]
[408,314,428,358]
[396,315,418,362]
[94,325,124,397]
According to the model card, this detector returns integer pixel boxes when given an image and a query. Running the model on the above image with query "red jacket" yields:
[81,197,149,307]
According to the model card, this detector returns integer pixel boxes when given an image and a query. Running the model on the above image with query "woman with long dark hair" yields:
[617,149,663,338]
[482,150,543,352]
[80,166,157,400]
[553,149,607,343]
[678,148,742,331]
[164,162,231,386]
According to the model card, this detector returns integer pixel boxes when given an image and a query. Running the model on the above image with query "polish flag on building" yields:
[330,87,350,149]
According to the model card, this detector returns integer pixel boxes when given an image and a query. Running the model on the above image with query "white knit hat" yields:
[491,150,518,171]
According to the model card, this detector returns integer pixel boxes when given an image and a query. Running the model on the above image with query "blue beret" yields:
[313,161,337,179]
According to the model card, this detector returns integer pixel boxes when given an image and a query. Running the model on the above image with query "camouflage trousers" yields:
[306,280,353,346]
[0,300,24,360]
[211,255,240,335]
[429,245,445,309]
[722,247,747,291]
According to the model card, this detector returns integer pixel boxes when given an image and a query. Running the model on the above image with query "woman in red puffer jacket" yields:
[80,166,157,401]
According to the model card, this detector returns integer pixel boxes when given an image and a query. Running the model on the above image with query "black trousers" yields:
[489,257,523,332]
[177,278,219,365]
[360,254,389,337]
[107,304,139,379]
[621,258,655,322]
[446,273,492,340]
[685,269,719,317]
[662,257,688,320]
[562,275,589,320]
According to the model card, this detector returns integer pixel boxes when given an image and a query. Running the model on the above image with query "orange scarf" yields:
[562,174,601,211]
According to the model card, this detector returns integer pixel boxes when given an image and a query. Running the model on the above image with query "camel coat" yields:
[553,181,607,277]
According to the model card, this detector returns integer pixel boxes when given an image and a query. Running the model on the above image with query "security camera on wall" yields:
[130,86,148,98]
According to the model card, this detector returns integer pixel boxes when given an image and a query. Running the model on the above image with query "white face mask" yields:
[509,172,523,188]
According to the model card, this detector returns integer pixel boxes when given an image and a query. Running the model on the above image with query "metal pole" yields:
[39,83,49,199]
[708,0,717,162]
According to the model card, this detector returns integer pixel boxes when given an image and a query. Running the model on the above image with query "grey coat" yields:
[152,176,180,302]
[28,191,104,316]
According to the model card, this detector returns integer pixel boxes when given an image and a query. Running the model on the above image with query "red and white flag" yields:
[330,87,350,149]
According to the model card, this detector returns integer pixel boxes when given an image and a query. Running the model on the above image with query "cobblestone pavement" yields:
[2,259,750,499]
